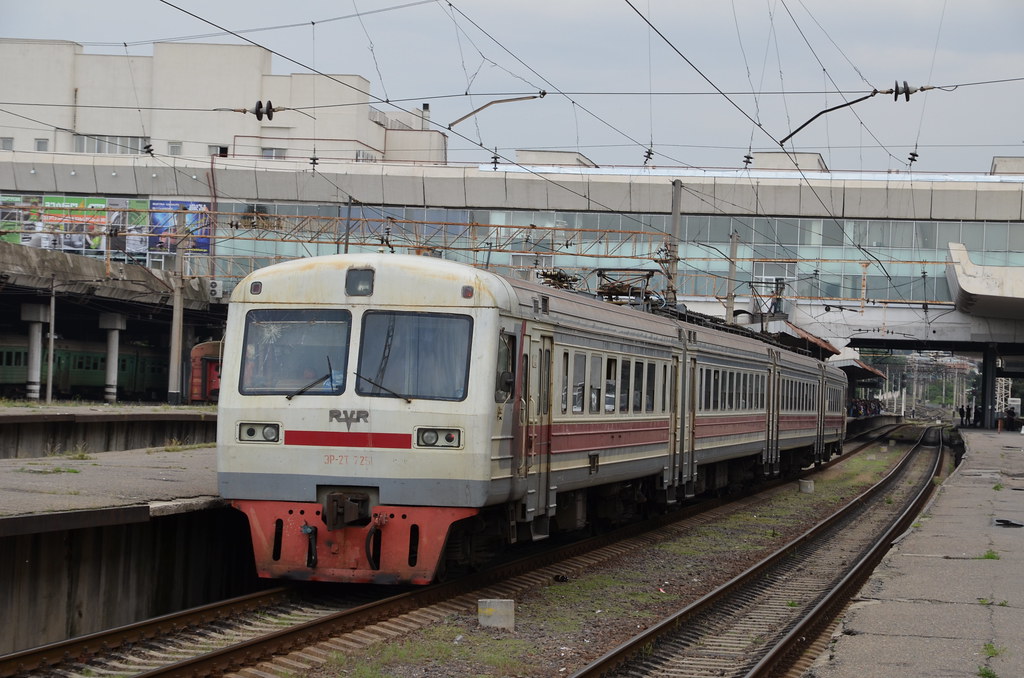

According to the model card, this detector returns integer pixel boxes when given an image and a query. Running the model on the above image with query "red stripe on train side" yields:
[693,413,767,438]
[284,430,412,449]
[550,418,670,454]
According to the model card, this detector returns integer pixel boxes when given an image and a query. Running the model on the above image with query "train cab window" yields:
[345,268,374,296]
[241,308,351,396]
[357,311,472,401]
[495,333,515,403]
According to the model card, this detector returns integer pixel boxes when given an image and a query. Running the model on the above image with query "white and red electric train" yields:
[217,253,847,585]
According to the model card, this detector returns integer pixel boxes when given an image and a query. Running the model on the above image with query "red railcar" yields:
[189,340,222,403]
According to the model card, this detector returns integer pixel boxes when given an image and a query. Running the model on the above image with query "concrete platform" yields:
[811,429,1024,678]
[0,441,220,537]
[0,403,216,459]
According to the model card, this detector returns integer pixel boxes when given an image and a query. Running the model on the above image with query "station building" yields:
[3,39,1024,418]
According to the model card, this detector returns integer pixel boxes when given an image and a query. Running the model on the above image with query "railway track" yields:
[1,425,914,678]
[570,426,943,678]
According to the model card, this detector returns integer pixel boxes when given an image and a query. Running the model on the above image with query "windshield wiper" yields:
[286,372,330,400]
[354,371,413,403]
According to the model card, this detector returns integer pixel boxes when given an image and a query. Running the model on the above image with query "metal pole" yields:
[725,230,738,323]
[47,276,55,403]
[343,197,353,254]
[167,210,185,405]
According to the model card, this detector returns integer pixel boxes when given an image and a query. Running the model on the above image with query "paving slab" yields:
[0,444,219,520]
[809,430,1024,678]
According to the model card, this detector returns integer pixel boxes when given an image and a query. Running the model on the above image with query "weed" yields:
[979,550,1001,560]
[978,598,992,606]
[66,442,93,461]
[993,483,1004,491]
[328,622,533,677]
[978,666,998,678]
[17,466,80,474]
[983,643,1005,658]
[786,600,800,607]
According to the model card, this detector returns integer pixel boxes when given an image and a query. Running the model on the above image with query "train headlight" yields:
[416,428,462,448]
[239,422,280,443]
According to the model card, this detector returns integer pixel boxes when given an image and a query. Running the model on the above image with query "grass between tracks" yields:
[311,437,917,678]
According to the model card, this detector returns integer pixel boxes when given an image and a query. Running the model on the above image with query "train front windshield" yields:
[357,311,472,401]
[238,308,472,401]
[240,309,351,395]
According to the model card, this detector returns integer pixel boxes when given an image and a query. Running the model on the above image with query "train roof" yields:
[230,253,518,311]
[230,253,839,368]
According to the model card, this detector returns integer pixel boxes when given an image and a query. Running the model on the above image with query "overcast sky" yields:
[5,0,1024,173]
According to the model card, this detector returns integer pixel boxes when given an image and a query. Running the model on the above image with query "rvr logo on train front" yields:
[329,409,369,431]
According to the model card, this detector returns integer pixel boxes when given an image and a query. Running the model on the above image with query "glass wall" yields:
[5,191,1024,304]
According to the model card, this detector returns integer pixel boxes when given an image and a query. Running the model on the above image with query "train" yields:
[217,253,847,585]
[189,340,223,404]
[0,334,168,400]
[0,335,223,403]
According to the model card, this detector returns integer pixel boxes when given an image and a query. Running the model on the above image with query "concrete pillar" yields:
[99,313,126,404]
[20,304,48,401]
[982,344,998,429]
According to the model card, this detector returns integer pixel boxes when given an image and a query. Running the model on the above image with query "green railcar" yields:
[0,336,168,400]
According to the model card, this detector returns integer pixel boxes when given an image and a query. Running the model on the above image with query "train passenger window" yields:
[645,362,655,412]
[495,333,515,403]
[358,311,472,401]
[561,352,569,414]
[589,355,602,414]
[700,368,710,411]
[711,369,720,410]
[620,360,631,413]
[605,358,618,413]
[572,353,586,413]
[661,365,668,413]
[241,308,351,396]
[633,361,644,413]
[540,348,550,415]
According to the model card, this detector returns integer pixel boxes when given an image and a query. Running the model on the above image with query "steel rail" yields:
[0,588,292,678]
[743,427,944,678]
[1,424,903,678]
[569,425,938,678]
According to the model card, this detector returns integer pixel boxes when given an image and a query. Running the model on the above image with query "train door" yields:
[765,351,780,474]
[663,358,688,501]
[814,365,827,462]
[514,330,553,540]
[682,355,698,496]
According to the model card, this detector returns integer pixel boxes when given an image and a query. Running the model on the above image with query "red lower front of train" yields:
[233,500,480,585]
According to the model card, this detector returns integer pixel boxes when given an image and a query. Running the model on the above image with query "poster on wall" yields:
[150,200,211,254]
[0,195,26,244]
[42,195,108,252]
[0,195,46,247]
[106,197,152,255]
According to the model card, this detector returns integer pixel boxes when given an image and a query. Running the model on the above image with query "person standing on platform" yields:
[958,405,966,426]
